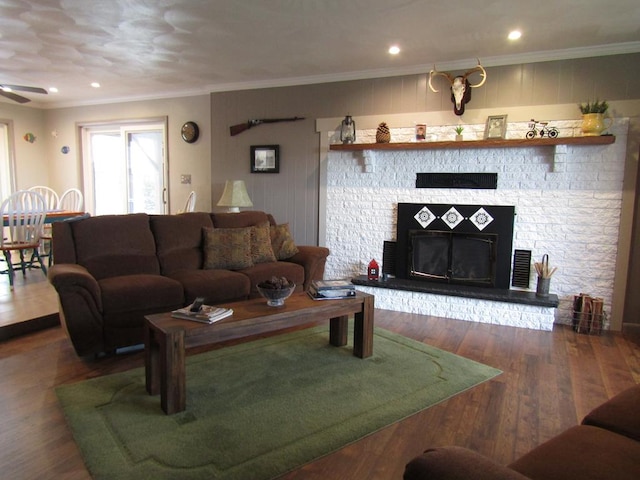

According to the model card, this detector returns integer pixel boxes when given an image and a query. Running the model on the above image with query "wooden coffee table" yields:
[144,291,374,414]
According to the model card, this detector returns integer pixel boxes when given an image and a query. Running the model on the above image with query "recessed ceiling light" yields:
[508,30,522,40]
[91,82,101,88]
[388,45,400,55]
[48,87,58,93]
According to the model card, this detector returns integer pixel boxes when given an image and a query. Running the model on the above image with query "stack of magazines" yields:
[308,279,356,300]
[171,305,233,324]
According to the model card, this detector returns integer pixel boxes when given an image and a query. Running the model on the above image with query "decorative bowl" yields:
[256,281,296,307]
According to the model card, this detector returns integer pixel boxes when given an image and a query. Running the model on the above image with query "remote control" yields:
[190,297,205,312]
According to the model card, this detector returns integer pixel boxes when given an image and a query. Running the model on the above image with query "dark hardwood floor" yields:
[1,276,639,479]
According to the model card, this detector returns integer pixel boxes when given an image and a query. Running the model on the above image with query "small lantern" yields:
[368,259,379,281]
[340,115,356,144]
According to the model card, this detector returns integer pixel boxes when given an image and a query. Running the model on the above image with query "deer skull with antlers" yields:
[428,59,487,116]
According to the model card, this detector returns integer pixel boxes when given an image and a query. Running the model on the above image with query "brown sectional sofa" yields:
[48,211,329,357]
[403,383,640,480]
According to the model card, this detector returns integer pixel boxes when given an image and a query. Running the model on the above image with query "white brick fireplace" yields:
[318,118,629,330]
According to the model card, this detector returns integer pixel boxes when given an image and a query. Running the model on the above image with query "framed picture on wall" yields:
[250,145,280,173]
[484,114,508,139]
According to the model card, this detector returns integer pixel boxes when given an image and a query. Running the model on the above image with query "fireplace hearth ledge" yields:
[351,275,559,308]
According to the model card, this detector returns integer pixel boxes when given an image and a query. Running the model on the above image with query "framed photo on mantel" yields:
[484,114,508,139]
[250,145,280,173]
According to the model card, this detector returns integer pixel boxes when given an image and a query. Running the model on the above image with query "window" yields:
[0,122,16,201]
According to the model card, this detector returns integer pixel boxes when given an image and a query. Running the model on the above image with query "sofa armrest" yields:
[404,447,531,480]
[48,264,105,356]
[49,264,101,302]
[286,245,330,291]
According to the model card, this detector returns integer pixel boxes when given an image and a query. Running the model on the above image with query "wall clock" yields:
[181,121,199,143]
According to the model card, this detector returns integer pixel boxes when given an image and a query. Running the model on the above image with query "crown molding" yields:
[206,42,640,93]
[36,42,640,109]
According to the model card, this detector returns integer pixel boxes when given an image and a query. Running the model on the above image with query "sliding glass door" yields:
[81,120,167,215]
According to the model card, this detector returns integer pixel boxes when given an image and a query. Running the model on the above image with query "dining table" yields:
[2,210,88,226]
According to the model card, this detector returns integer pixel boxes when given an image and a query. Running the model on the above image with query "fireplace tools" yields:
[534,254,556,297]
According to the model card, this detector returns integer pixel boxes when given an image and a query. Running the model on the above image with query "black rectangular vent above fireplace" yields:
[416,173,497,189]
[396,203,515,290]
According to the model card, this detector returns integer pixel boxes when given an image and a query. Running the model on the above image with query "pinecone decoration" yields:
[376,122,391,143]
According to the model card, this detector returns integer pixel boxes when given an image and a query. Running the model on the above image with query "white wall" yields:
[0,102,49,189]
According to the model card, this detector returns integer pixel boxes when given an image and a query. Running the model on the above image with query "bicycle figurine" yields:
[526,119,559,139]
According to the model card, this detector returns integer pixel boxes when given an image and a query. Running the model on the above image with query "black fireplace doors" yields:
[396,203,515,290]
[409,230,497,286]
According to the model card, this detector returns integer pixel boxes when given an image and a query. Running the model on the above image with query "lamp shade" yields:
[216,180,253,213]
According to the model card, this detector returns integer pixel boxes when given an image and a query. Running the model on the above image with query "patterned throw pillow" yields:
[270,223,299,260]
[251,222,277,264]
[203,227,253,270]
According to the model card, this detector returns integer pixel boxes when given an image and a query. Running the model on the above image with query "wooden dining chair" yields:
[181,191,197,213]
[0,190,48,289]
[27,186,59,210]
[27,186,60,266]
[58,188,84,211]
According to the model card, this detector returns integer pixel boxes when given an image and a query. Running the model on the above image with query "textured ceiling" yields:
[1,0,639,108]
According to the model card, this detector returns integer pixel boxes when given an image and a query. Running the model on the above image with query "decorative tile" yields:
[414,206,435,228]
[470,207,494,231]
[442,207,463,229]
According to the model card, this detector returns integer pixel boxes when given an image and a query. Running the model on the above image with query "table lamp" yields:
[216,180,253,213]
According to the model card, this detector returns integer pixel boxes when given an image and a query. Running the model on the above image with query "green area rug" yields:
[56,325,501,480]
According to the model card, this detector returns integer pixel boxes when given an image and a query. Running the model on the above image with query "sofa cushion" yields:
[251,222,277,264]
[270,223,299,260]
[151,212,213,275]
[203,227,253,270]
[70,214,160,280]
[508,425,640,480]
[239,261,305,298]
[582,384,640,441]
[99,274,184,326]
[167,269,251,305]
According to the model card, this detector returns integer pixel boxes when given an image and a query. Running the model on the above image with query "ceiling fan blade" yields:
[0,84,48,94]
[0,90,30,103]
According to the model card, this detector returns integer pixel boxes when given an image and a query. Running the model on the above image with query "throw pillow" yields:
[270,223,299,260]
[251,222,277,264]
[203,227,253,270]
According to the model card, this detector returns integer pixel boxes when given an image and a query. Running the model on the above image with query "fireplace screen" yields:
[408,230,497,286]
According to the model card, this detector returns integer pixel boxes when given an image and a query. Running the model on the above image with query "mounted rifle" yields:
[229,116,305,136]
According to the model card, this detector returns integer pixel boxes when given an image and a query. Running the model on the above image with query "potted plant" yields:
[578,100,612,136]
[454,125,464,141]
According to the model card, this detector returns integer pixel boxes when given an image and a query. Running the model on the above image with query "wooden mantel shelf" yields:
[330,135,616,173]
[329,135,615,151]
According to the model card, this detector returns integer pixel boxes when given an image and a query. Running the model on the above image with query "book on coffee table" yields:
[308,287,356,300]
[171,305,233,324]
[309,278,356,300]
[311,279,354,291]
